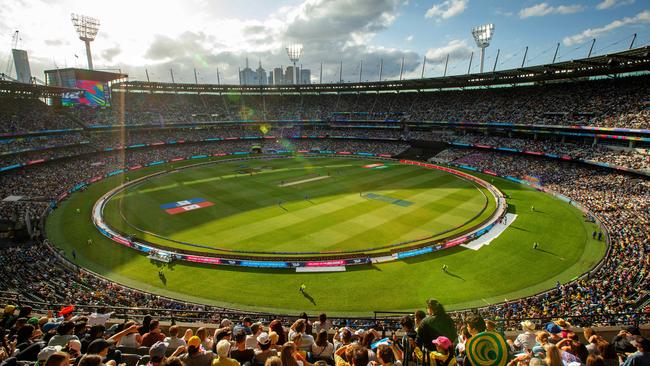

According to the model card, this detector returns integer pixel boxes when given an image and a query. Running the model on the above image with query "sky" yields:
[0,0,648,84]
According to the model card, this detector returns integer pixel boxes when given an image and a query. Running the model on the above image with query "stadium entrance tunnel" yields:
[91,154,507,270]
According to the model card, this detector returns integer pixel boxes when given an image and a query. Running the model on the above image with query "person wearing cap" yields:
[254,332,277,366]
[1,305,17,329]
[230,330,255,366]
[240,318,253,336]
[416,300,457,355]
[427,336,456,366]
[212,340,240,366]
[48,322,79,348]
[508,321,536,353]
[179,336,215,366]
[148,341,168,366]
[544,323,563,345]
[622,337,650,366]
[246,324,263,350]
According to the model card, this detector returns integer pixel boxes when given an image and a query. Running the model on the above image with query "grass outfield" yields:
[46,155,606,316]
[102,157,496,255]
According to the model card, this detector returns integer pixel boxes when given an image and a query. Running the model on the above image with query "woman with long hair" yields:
[281,343,301,366]
[544,345,563,366]
[269,320,286,346]
[281,342,311,366]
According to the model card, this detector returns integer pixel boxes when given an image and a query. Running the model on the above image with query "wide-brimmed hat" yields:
[466,331,508,366]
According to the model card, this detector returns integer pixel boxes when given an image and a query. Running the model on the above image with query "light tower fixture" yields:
[71,13,100,70]
[285,44,303,84]
[471,23,494,73]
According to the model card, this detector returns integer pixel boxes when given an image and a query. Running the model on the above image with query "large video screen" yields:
[62,79,110,107]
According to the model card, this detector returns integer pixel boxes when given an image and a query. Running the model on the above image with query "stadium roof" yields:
[0,80,80,98]
[113,46,650,94]
[43,68,128,83]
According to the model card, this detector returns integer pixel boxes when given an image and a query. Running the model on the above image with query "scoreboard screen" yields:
[45,68,125,108]
[62,79,110,107]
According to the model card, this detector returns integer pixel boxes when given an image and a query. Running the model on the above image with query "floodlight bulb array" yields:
[71,13,100,41]
[471,24,494,48]
[286,44,303,63]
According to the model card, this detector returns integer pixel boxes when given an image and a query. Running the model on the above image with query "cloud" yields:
[132,0,417,84]
[100,45,122,62]
[425,0,468,20]
[425,39,473,63]
[405,35,414,42]
[285,0,403,44]
[44,39,63,46]
[596,0,635,10]
[519,3,584,18]
[563,10,650,46]
[5,0,421,84]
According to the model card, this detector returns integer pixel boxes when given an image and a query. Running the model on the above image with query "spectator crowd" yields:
[0,298,648,366]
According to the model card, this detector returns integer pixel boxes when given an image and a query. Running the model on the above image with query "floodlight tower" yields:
[471,23,494,73]
[285,44,303,84]
[71,13,100,70]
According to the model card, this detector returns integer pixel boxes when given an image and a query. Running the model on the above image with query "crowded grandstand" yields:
[1,2,650,366]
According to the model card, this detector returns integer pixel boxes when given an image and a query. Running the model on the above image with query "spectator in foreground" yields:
[212,339,240,366]
[416,299,457,351]
[508,321,536,353]
[230,330,254,366]
[180,336,215,366]
[149,341,168,366]
[280,342,308,366]
[264,356,282,366]
[142,321,166,348]
[622,337,650,366]
[428,336,455,366]
[77,354,102,366]
[246,324,263,350]
[255,332,277,366]
[48,322,78,348]
[268,321,286,346]
[164,326,186,350]
[311,330,334,363]
[398,316,417,366]
[44,351,70,366]
[312,314,331,334]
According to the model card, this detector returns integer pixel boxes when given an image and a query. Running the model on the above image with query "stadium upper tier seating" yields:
[64,75,650,128]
